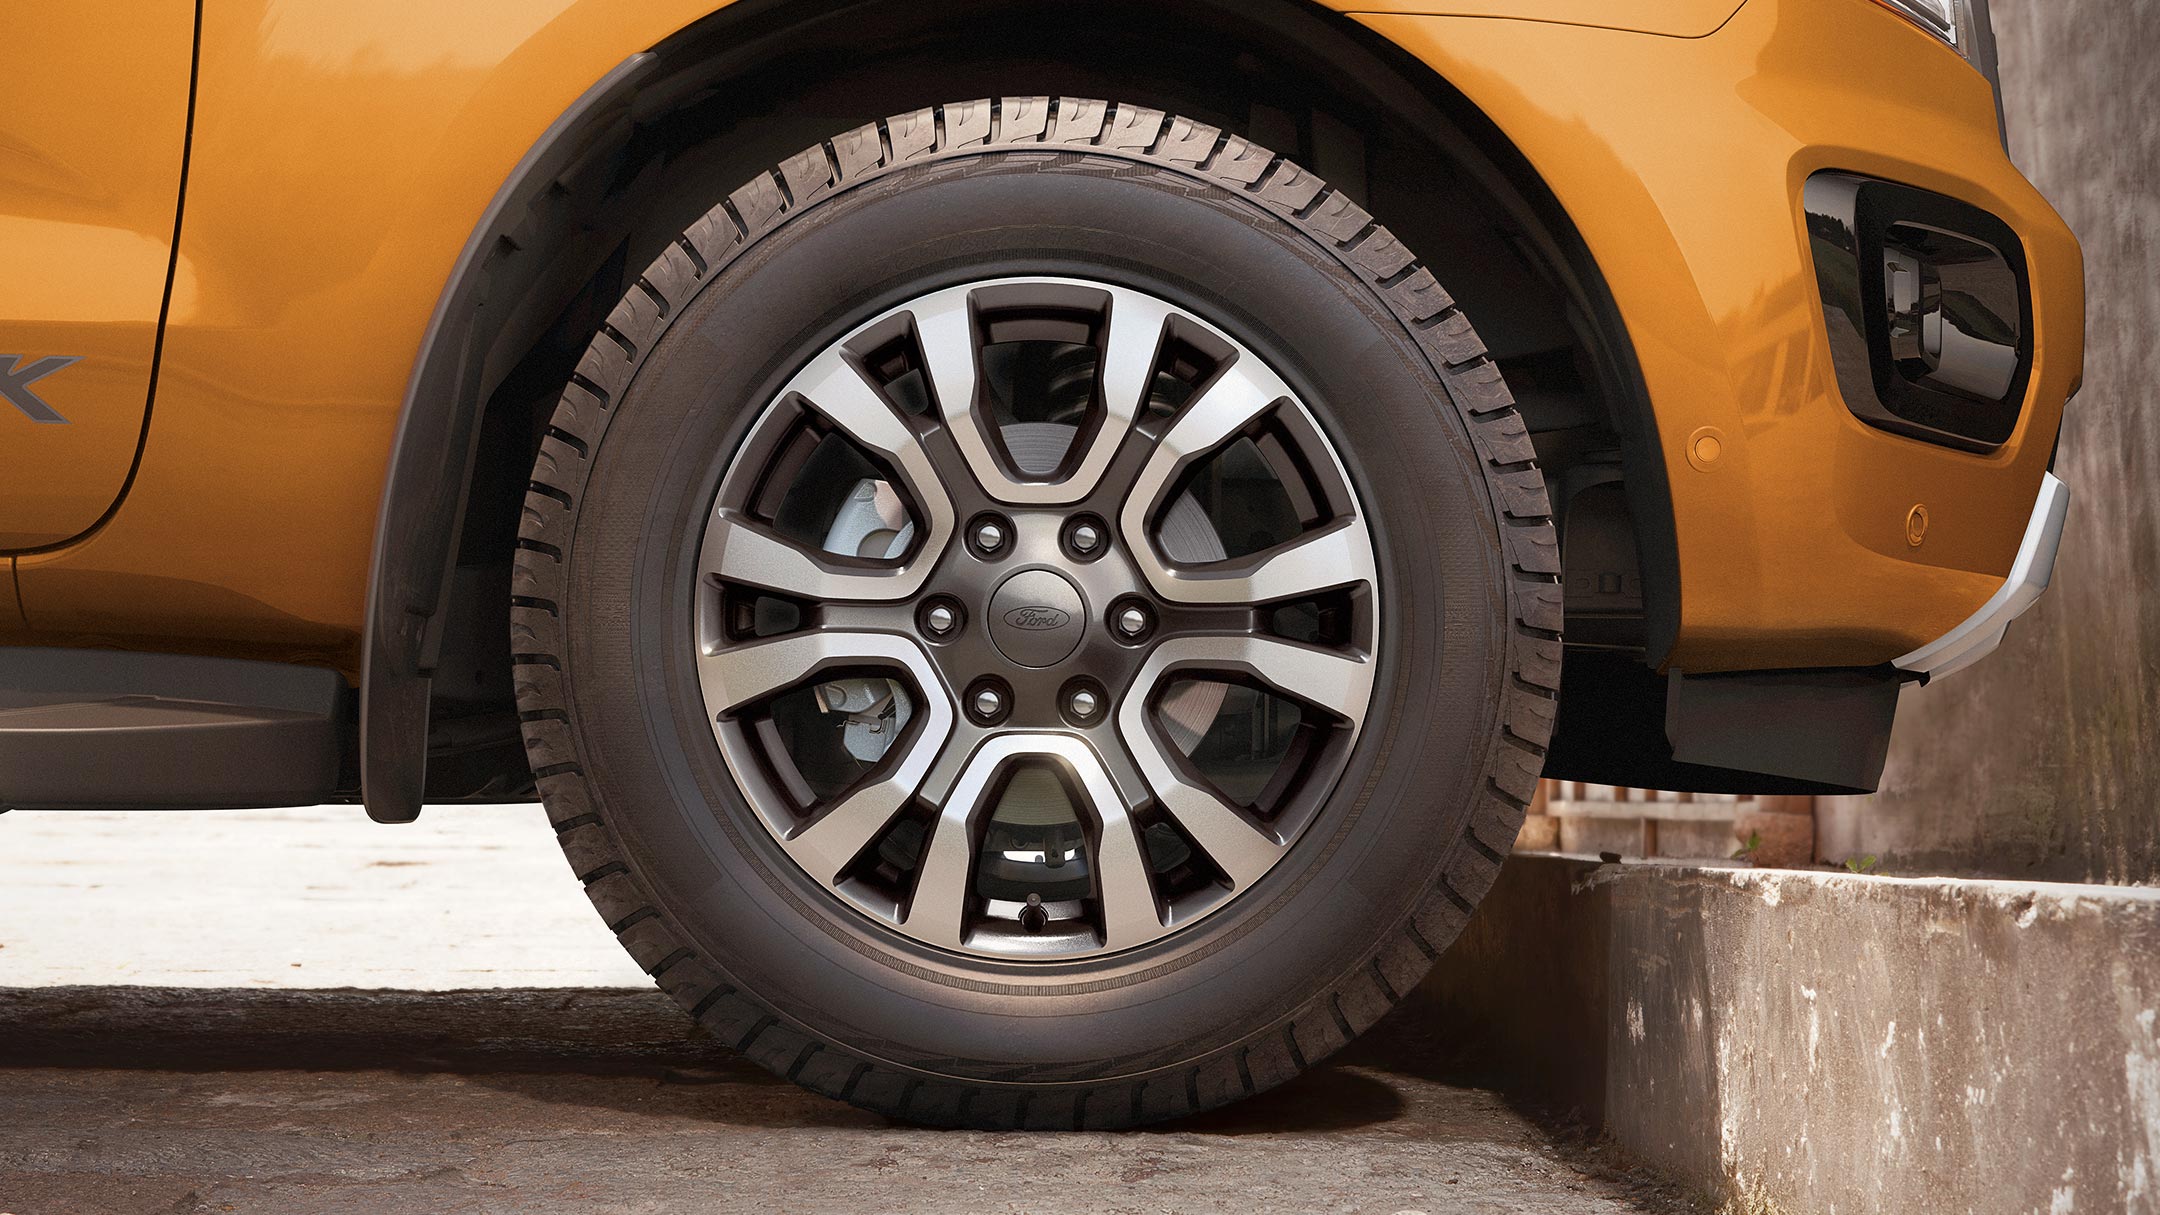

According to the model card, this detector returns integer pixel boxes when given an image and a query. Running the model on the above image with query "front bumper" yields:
[1354,0,2085,672]
[1894,471,2070,679]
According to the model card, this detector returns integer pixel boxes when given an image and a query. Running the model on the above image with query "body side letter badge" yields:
[0,355,82,424]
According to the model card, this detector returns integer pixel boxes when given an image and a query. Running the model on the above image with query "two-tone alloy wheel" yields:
[515,97,1559,1128]
[696,277,1379,961]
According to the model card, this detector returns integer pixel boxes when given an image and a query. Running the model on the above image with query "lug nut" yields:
[1063,515,1110,562]
[965,676,1013,725]
[925,604,957,636]
[974,520,1006,554]
[1060,678,1108,726]
[1115,605,1151,638]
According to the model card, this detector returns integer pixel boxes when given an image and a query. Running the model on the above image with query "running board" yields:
[0,648,345,810]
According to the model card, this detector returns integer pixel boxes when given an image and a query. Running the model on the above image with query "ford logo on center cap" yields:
[1003,606,1070,631]
[986,569,1086,667]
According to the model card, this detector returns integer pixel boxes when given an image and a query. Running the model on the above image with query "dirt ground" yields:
[0,808,1698,1215]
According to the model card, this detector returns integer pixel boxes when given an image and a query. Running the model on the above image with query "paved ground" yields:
[0,809,1699,1215]
[0,807,644,989]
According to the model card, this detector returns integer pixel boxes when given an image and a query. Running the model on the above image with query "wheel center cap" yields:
[986,568,1087,668]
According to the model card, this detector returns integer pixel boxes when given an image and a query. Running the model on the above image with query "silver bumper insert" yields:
[1895,471,2070,680]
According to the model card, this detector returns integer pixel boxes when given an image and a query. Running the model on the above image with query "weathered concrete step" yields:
[1415,854,2160,1214]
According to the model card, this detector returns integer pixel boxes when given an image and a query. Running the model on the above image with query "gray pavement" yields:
[0,809,1698,1215]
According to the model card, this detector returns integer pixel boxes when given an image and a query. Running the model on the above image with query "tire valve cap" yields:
[1020,893,1048,934]
[925,604,957,636]
[1115,605,1151,638]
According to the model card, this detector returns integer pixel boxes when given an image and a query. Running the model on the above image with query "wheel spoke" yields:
[1156,634,1375,726]
[1114,716,1286,890]
[1057,738,1165,950]
[911,283,1173,504]
[1118,357,1302,599]
[910,289,1006,500]
[783,684,954,887]
[901,736,999,949]
[697,631,934,716]
[1144,519,1374,606]
[792,348,938,483]
[1130,357,1287,495]
[701,347,951,601]
[903,735,1165,951]
[1115,634,1374,887]
[1053,289,1173,500]
[701,511,922,601]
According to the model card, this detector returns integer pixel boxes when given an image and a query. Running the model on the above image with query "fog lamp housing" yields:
[1805,171,2032,452]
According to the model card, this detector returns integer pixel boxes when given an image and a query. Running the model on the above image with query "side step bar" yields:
[0,648,345,810]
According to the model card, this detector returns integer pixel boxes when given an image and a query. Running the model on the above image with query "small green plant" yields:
[1730,830,1762,861]
[1841,855,1879,874]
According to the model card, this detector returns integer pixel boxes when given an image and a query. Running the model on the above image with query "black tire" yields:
[513,97,1560,1129]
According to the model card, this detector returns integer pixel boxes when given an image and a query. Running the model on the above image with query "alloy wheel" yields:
[694,276,1381,961]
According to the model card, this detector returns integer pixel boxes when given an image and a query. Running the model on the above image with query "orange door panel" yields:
[12,0,724,663]
[0,6,194,550]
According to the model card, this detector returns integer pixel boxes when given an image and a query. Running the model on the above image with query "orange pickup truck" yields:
[0,0,2079,1126]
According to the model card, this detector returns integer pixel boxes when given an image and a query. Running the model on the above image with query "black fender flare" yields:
[359,53,657,823]
[356,0,1683,822]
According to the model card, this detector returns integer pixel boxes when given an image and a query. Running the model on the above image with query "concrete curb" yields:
[1415,854,2160,1213]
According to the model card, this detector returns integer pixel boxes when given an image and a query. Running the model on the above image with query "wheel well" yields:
[402,0,1672,800]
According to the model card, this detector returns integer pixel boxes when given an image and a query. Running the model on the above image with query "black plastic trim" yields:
[359,53,658,824]
[1804,170,2033,453]
[0,647,345,810]
[1967,0,2008,147]
[1542,650,1901,795]
[1322,15,1679,663]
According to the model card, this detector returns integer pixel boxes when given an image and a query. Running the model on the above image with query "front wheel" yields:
[513,97,1560,1129]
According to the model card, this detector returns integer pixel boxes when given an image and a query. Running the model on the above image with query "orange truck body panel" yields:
[0,0,2081,680]
[1349,1,2083,670]
[0,5,194,549]
[6,0,721,667]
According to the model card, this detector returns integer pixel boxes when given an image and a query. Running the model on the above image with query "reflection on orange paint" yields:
[0,6,194,549]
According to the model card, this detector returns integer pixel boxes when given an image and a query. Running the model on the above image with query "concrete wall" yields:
[1817,0,2160,883]
[1421,855,2160,1213]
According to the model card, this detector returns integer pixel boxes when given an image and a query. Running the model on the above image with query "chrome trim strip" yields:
[1895,472,2070,679]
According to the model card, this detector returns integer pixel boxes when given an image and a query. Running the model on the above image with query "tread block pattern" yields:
[512,96,1562,1131]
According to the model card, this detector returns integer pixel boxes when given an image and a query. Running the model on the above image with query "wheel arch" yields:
[360,0,1676,822]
